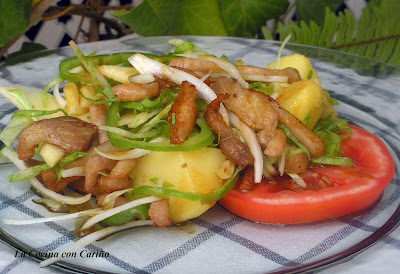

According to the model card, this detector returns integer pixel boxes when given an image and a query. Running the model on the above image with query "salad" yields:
[0,39,395,267]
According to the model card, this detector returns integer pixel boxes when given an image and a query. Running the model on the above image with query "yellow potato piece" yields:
[79,85,96,110]
[64,82,87,116]
[277,80,323,130]
[268,54,321,85]
[310,68,321,86]
[97,65,138,84]
[132,148,227,223]
[40,143,66,167]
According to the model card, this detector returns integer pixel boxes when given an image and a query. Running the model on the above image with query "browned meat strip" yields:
[237,66,301,84]
[95,175,132,194]
[206,95,254,166]
[148,199,172,227]
[168,81,198,144]
[285,146,308,174]
[111,81,160,101]
[171,66,206,78]
[212,76,279,132]
[84,153,117,193]
[16,116,97,161]
[211,76,286,157]
[269,98,326,158]
[69,175,132,195]
[109,159,137,179]
[96,194,129,207]
[40,169,81,193]
[169,58,301,83]
[83,141,123,193]
[239,167,255,191]
[169,57,222,74]
[154,76,178,91]
[260,128,286,158]
[89,104,109,144]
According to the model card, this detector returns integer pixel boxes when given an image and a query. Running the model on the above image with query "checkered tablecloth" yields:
[0,35,399,273]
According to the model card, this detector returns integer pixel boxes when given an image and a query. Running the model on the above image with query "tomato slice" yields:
[219,125,396,224]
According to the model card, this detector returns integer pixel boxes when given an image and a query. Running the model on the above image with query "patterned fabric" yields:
[0,36,399,273]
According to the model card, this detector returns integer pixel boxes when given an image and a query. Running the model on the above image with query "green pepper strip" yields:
[102,203,150,226]
[59,52,180,85]
[130,169,240,204]
[106,102,215,151]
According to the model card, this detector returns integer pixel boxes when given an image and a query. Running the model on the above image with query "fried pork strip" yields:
[269,98,326,158]
[148,199,172,227]
[169,57,301,83]
[237,66,301,84]
[211,76,285,158]
[111,81,160,101]
[206,95,254,166]
[211,76,326,158]
[89,104,109,144]
[168,81,198,144]
[16,116,98,161]
[212,76,278,131]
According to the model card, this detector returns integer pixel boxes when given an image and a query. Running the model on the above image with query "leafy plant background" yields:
[0,0,399,67]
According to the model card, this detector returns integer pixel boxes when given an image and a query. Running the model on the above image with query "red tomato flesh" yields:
[219,125,396,224]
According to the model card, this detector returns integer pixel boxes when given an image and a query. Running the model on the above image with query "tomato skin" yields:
[219,125,396,224]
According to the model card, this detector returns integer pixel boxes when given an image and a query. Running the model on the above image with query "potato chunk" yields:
[277,80,323,130]
[40,143,66,167]
[131,148,227,223]
[97,65,138,84]
[268,54,321,85]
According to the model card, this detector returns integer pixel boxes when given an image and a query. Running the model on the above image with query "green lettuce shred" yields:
[311,156,353,167]
[312,115,354,166]
[278,124,311,160]
[249,82,275,95]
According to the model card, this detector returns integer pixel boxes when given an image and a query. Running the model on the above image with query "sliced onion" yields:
[2,148,91,205]
[68,66,84,73]
[228,112,263,183]
[287,173,307,187]
[103,188,133,209]
[278,146,286,176]
[80,196,161,231]
[276,34,292,69]
[242,75,288,83]
[40,219,153,267]
[53,82,67,108]
[99,125,147,139]
[128,73,155,84]
[179,54,249,89]
[61,167,84,178]
[128,53,229,124]
[2,208,102,225]
[94,136,165,160]
[200,72,211,82]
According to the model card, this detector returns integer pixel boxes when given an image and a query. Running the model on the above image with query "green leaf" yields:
[114,0,227,36]
[114,0,177,35]
[276,1,400,67]
[296,0,344,25]
[0,0,32,47]
[115,0,288,37]
[219,0,289,37]
[175,0,228,35]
